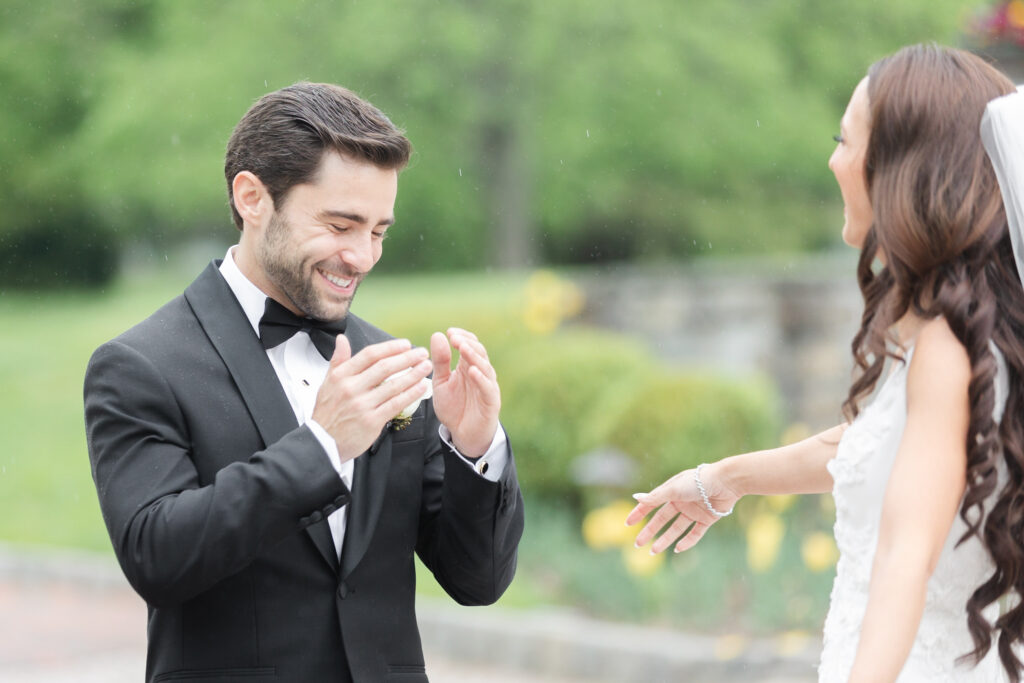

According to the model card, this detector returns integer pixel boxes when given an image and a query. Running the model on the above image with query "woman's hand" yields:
[626,462,741,554]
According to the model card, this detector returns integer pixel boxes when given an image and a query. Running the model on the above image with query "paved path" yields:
[0,572,587,683]
[0,545,817,682]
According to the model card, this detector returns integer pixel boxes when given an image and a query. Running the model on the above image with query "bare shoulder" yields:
[906,317,970,402]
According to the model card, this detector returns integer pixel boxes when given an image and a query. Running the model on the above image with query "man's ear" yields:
[232,171,273,230]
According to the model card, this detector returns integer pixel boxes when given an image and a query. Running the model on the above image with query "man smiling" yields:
[84,82,524,683]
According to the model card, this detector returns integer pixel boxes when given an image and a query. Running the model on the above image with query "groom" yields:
[84,82,524,683]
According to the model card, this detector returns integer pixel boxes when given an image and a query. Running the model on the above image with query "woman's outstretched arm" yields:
[626,423,844,554]
[847,319,970,682]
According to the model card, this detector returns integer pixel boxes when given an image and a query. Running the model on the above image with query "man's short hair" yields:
[224,82,412,230]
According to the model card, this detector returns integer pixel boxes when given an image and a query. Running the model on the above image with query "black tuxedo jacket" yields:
[84,262,524,683]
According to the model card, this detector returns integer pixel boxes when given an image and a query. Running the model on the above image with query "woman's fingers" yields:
[674,522,710,553]
[634,504,681,548]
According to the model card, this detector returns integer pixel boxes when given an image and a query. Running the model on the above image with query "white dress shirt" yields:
[218,248,508,558]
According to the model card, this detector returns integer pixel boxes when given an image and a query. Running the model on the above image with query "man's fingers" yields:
[376,364,435,416]
[449,329,489,362]
[358,346,430,389]
[329,334,353,368]
[454,343,497,382]
[430,332,452,383]
[368,359,432,408]
[344,338,414,374]
[466,365,501,407]
[447,327,480,343]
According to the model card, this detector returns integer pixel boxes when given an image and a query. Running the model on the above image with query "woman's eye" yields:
[833,134,844,144]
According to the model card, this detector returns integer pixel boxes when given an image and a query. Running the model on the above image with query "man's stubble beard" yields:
[259,211,358,322]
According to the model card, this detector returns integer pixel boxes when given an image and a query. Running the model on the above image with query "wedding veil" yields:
[980,87,1024,289]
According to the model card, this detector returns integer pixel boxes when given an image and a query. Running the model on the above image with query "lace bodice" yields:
[818,345,1009,682]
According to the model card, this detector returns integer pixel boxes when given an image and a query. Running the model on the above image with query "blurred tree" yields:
[0,0,150,286]
[0,0,986,285]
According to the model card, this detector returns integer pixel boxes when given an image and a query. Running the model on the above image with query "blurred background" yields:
[2,0,1024,679]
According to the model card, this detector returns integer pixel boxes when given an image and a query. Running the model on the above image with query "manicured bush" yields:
[496,328,654,503]
[597,371,780,494]
[0,213,119,289]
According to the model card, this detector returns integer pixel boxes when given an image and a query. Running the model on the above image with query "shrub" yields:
[495,328,654,503]
[0,211,119,289]
[595,371,780,493]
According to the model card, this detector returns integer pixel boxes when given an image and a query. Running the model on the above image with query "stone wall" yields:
[570,254,864,432]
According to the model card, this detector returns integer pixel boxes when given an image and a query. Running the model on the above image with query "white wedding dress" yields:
[818,345,1009,682]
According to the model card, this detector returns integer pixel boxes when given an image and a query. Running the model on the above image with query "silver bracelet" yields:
[695,463,734,518]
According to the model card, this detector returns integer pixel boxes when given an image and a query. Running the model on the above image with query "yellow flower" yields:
[801,532,839,572]
[561,280,586,317]
[775,630,812,657]
[765,494,796,514]
[522,297,562,335]
[746,513,785,572]
[521,270,586,335]
[621,542,665,577]
[714,634,748,661]
[581,500,637,550]
[1009,0,1024,29]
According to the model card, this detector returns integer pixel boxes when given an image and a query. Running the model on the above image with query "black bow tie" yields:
[258,298,347,360]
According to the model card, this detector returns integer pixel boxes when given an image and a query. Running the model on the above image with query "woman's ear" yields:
[231,171,273,230]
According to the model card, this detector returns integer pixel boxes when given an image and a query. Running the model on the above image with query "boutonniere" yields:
[385,370,433,432]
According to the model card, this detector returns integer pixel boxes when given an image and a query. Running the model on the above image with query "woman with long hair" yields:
[627,44,1024,681]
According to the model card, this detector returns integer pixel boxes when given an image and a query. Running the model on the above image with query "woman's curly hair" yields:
[841,43,1024,680]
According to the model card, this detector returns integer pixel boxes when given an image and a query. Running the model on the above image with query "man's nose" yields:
[341,234,375,273]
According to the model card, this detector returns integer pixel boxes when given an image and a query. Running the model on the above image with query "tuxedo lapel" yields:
[184,261,338,571]
[339,316,394,579]
[340,431,392,579]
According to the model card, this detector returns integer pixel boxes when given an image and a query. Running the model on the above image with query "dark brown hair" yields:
[842,44,1024,679]
[224,82,412,230]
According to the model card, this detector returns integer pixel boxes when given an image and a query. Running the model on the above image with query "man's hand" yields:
[430,328,500,458]
[312,336,433,462]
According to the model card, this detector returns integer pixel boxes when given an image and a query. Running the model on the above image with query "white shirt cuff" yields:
[439,424,508,482]
[306,419,346,480]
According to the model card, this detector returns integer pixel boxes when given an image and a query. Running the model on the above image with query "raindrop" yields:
[458,168,462,177]
[756,120,760,128]
[586,129,590,138]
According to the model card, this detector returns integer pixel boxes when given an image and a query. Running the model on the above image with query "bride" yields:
[627,44,1024,682]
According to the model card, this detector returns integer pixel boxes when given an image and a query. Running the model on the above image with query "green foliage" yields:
[496,330,655,501]
[0,207,119,288]
[509,499,836,633]
[0,0,991,286]
[598,371,780,492]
